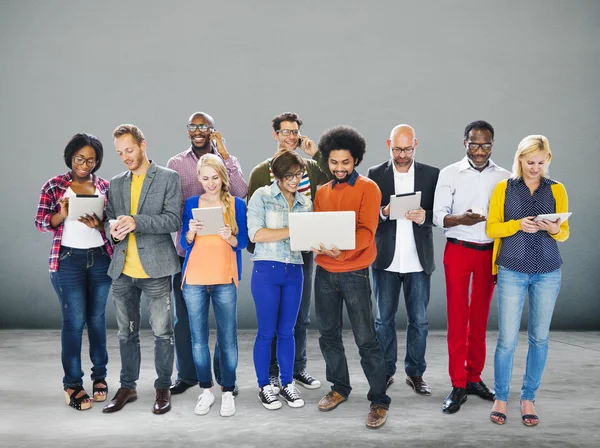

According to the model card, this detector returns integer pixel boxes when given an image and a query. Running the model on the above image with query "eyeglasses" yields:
[73,155,97,167]
[187,124,213,133]
[467,142,493,151]
[276,129,300,137]
[283,172,304,181]
[391,146,415,155]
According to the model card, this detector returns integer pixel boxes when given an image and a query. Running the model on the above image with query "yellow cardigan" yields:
[486,178,570,275]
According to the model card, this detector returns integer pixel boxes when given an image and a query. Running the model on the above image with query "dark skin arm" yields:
[443,209,487,227]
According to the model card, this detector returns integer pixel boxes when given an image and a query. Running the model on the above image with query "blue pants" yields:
[315,266,391,408]
[182,282,238,391]
[372,268,431,377]
[50,246,112,388]
[251,261,303,388]
[494,267,561,402]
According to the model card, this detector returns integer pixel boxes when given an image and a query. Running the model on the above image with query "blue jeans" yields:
[372,268,430,378]
[112,274,174,390]
[269,251,313,376]
[251,261,303,388]
[50,246,111,388]
[494,267,562,402]
[315,266,391,408]
[182,281,238,391]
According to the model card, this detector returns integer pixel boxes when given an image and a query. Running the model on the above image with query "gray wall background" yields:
[1,0,598,330]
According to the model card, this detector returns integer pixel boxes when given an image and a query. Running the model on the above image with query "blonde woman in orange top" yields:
[180,153,248,417]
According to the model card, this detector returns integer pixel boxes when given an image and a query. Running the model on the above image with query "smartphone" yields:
[297,136,305,148]
[109,219,119,227]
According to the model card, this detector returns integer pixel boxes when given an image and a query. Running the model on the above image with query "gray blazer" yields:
[104,161,182,280]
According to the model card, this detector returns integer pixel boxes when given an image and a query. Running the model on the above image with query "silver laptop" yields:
[288,211,356,251]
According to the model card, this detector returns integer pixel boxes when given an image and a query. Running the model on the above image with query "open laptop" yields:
[288,211,356,251]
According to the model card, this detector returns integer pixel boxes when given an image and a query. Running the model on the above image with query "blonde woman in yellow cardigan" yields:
[486,135,569,427]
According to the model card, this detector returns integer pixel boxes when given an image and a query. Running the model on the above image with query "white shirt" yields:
[433,157,510,243]
[381,162,423,273]
[61,187,105,249]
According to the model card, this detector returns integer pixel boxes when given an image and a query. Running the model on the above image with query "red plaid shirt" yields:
[35,171,113,272]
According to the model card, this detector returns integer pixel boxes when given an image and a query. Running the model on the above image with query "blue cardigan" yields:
[180,195,248,282]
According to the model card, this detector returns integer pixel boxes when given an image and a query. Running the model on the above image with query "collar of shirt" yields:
[58,171,103,190]
[185,143,219,160]
[392,159,415,176]
[332,169,359,188]
[269,180,309,208]
[458,156,501,173]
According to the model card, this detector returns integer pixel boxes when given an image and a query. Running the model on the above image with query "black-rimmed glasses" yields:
[187,124,213,133]
[73,155,97,167]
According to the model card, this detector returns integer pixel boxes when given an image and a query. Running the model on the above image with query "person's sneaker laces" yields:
[280,382,305,408]
[194,389,215,415]
[269,375,281,395]
[258,385,282,410]
[293,370,322,389]
[220,391,235,417]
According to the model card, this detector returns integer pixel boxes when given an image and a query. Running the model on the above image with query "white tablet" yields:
[533,212,572,222]
[288,211,356,251]
[389,191,422,220]
[191,207,225,236]
[67,194,105,221]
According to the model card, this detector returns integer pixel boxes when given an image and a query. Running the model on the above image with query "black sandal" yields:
[521,400,539,427]
[64,385,93,410]
[93,379,108,402]
[490,411,507,425]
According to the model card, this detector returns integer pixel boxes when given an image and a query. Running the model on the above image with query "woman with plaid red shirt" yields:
[35,133,113,411]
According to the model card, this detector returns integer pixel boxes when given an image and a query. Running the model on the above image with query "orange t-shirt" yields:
[313,174,382,273]
[183,199,238,287]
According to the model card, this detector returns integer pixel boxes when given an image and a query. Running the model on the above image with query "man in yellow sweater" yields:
[312,125,390,430]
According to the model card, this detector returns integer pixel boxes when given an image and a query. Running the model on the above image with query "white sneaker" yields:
[269,375,281,395]
[220,391,235,417]
[194,389,215,415]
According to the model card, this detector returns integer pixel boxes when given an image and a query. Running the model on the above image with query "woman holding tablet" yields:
[247,150,312,410]
[180,153,247,417]
[34,133,113,410]
[486,135,569,426]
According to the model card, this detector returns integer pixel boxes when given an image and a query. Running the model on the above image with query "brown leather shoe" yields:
[318,391,347,412]
[102,387,137,413]
[366,404,388,429]
[405,376,431,396]
[153,388,171,414]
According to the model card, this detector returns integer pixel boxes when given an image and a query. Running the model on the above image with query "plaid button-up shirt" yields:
[167,146,248,256]
[35,171,113,272]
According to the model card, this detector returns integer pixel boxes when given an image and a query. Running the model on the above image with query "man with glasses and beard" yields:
[367,124,440,398]
[433,120,510,414]
[167,112,248,396]
[246,112,330,394]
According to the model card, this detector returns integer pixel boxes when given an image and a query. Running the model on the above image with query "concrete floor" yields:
[0,330,598,448]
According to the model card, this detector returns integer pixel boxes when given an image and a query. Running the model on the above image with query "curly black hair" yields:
[464,120,494,140]
[317,125,366,167]
[272,112,303,132]
[63,133,104,174]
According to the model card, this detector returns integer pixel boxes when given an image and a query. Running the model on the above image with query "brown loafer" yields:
[102,387,137,413]
[153,388,171,415]
[405,376,431,396]
[318,391,347,412]
[366,404,388,429]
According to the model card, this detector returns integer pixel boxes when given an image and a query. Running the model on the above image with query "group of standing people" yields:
[35,112,569,429]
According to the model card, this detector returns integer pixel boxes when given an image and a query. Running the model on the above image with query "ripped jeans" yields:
[112,274,174,390]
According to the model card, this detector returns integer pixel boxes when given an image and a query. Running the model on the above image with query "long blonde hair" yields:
[197,154,238,235]
[512,135,552,179]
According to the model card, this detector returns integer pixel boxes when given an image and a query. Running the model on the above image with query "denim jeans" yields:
[50,246,111,388]
[251,261,303,388]
[182,281,238,391]
[372,268,431,378]
[269,251,313,377]
[494,267,562,402]
[112,274,174,390]
[315,266,391,408]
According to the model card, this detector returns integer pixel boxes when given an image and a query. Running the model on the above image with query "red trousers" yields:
[443,241,495,388]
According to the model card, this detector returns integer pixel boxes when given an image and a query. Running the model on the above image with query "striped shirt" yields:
[35,172,113,272]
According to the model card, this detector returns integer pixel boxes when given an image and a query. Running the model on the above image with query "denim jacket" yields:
[247,181,312,264]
